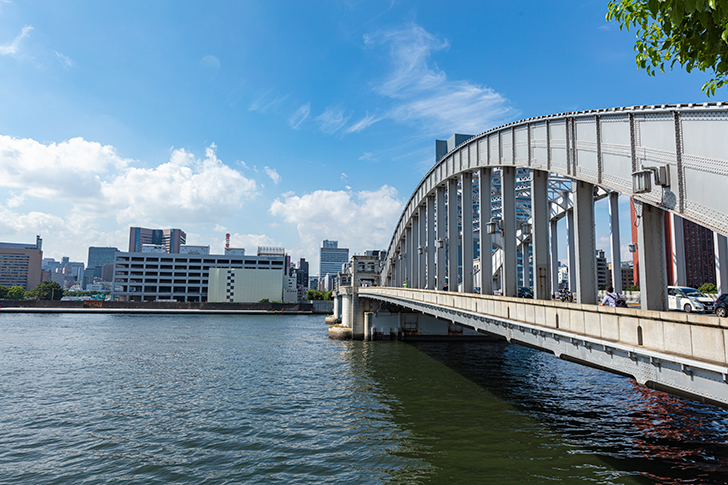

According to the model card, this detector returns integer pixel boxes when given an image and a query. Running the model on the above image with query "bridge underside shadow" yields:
[354,288,728,409]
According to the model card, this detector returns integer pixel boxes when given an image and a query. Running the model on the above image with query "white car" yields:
[667,286,715,313]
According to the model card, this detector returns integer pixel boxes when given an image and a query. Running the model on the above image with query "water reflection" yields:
[400,340,728,484]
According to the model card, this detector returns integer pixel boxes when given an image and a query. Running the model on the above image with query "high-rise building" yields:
[631,203,719,289]
[129,227,186,253]
[0,236,43,290]
[296,258,309,289]
[319,240,348,279]
[87,247,119,280]
[596,249,608,289]
[682,218,715,288]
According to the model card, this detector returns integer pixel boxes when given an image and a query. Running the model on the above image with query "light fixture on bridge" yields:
[520,222,532,235]
[632,170,652,194]
[628,243,638,253]
[435,238,445,248]
[417,246,424,255]
[485,218,502,235]
[633,165,670,194]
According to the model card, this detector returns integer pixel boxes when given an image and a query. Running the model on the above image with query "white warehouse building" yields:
[112,247,287,302]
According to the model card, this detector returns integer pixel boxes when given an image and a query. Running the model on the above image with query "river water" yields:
[1,313,728,484]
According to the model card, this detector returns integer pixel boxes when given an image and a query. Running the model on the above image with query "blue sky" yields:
[0,1,713,271]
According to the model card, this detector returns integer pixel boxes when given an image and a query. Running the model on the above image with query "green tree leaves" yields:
[26,281,64,300]
[6,286,25,300]
[607,0,728,95]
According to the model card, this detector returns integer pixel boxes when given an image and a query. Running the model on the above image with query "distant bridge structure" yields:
[333,103,728,407]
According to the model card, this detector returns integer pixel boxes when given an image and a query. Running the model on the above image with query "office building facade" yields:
[87,247,119,280]
[319,240,348,279]
[129,227,187,253]
[0,236,43,290]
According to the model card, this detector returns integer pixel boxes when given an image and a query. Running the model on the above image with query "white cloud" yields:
[0,135,130,201]
[264,166,281,184]
[362,23,515,134]
[55,51,73,68]
[227,232,281,253]
[0,25,32,56]
[103,143,257,224]
[0,136,259,260]
[345,112,382,133]
[249,90,291,113]
[316,105,350,134]
[269,185,403,270]
[6,193,24,208]
[289,103,311,129]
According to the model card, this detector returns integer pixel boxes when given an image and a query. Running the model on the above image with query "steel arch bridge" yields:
[380,103,728,309]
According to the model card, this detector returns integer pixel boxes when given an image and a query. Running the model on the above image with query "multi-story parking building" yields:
[112,248,286,302]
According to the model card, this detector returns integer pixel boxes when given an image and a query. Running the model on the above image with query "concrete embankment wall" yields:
[0,299,330,314]
[361,288,728,367]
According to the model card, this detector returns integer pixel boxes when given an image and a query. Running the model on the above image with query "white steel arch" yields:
[383,103,728,299]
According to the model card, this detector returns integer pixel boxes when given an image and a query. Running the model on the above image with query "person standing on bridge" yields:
[600,285,627,307]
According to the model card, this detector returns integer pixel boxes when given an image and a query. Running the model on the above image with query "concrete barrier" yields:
[360,288,728,366]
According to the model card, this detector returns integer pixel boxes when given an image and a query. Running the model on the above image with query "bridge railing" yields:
[360,287,728,367]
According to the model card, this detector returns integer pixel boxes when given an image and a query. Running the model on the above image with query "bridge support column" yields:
[550,219,559,298]
[502,167,517,297]
[436,186,446,290]
[636,200,668,311]
[427,196,436,289]
[419,204,427,289]
[608,192,622,293]
[479,168,492,295]
[669,213,687,286]
[715,234,728,295]
[573,180,597,304]
[411,217,419,288]
[397,241,404,287]
[406,229,413,288]
[566,208,577,295]
[448,177,459,291]
[521,241,530,289]
[462,172,474,293]
[531,169,550,299]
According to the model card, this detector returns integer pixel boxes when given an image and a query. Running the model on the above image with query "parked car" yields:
[667,286,715,313]
[715,294,728,318]
[518,287,533,299]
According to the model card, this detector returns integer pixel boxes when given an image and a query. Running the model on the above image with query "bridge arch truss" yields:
[382,103,728,310]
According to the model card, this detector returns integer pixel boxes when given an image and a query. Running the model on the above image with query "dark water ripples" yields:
[2,314,728,483]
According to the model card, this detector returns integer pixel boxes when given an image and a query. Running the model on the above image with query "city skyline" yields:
[0,1,711,271]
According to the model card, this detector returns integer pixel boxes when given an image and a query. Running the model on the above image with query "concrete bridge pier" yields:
[333,294,341,321]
